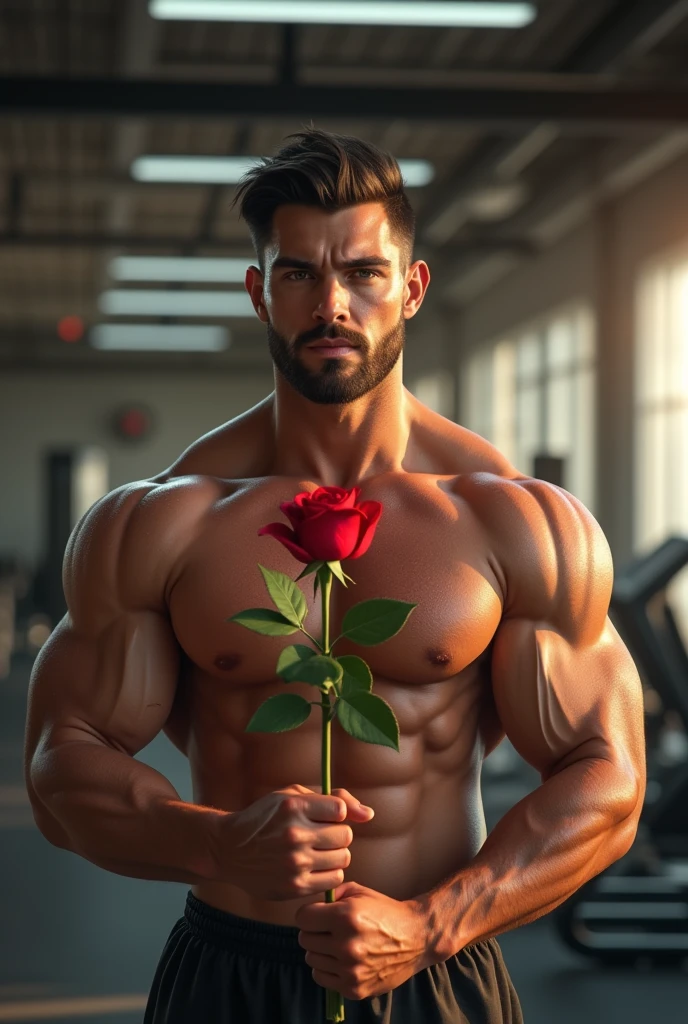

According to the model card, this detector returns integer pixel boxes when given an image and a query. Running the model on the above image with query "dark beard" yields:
[267,315,405,405]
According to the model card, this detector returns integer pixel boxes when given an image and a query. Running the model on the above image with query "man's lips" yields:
[306,338,358,349]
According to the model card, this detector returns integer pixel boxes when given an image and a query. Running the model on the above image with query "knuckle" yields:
[283,825,302,845]
[290,874,307,895]
[333,798,346,817]
[286,848,306,869]
[349,941,365,961]
[282,797,301,815]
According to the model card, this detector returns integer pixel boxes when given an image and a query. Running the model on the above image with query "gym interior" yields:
[2,1,688,1021]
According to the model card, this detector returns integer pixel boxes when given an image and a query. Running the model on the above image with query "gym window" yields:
[635,245,688,636]
[462,303,597,512]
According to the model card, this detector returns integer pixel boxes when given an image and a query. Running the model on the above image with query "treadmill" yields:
[553,537,688,964]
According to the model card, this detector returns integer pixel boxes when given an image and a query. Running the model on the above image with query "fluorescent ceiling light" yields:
[132,155,435,187]
[132,156,258,184]
[400,160,435,187]
[109,256,251,283]
[91,324,229,351]
[99,289,255,317]
[149,1,536,28]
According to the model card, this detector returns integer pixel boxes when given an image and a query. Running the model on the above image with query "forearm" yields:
[30,739,226,884]
[418,758,641,961]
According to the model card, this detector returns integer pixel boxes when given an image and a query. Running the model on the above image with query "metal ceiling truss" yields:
[420,0,688,284]
[0,230,535,255]
[1,75,688,128]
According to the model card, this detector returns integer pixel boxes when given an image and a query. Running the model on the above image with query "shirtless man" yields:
[25,128,646,1023]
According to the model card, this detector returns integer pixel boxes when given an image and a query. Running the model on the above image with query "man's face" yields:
[245,202,428,405]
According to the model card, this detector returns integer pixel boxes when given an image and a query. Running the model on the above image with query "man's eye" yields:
[354,269,378,279]
[286,270,311,280]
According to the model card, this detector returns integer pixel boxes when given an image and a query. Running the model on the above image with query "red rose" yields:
[258,485,382,563]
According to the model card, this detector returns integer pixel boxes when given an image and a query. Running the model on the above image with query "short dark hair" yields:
[233,127,415,269]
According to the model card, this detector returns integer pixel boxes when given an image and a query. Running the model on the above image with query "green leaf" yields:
[336,691,400,751]
[245,693,313,733]
[259,565,308,627]
[327,560,348,588]
[295,560,324,582]
[227,608,300,636]
[276,644,318,678]
[280,654,343,689]
[336,654,373,696]
[340,599,417,646]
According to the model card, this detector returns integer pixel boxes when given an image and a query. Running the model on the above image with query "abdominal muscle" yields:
[183,668,493,926]
[192,777,486,926]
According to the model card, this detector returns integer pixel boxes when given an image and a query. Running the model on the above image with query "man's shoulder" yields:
[455,469,599,545]
[65,474,225,616]
[455,471,612,631]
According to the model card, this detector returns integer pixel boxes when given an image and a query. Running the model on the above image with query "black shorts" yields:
[144,891,523,1024]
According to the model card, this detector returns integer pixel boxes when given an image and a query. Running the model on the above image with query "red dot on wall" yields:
[118,408,149,438]
[57,315,85,343]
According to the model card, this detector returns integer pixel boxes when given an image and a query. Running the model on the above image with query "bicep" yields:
[490,615,645,785]
[26,610,180,770]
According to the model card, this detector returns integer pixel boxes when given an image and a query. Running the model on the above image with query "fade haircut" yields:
[232,127,415,271]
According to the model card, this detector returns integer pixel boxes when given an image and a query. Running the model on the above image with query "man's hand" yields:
[295,881,437,1001]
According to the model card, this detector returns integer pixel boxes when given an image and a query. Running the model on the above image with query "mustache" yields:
[295,323,368,350]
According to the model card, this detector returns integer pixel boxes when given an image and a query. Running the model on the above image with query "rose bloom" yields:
[258,485,382,563]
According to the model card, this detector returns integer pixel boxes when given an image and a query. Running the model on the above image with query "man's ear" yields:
[245,265,268,323]
[403,260,430,319]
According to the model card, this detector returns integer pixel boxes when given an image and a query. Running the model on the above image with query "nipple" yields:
[214,653,242,671]
[427,649,451,667]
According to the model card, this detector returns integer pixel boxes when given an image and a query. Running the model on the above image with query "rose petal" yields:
[298,508,364,561]
[293,491,314,509]
[279,501,305,529]
[257,522,313,563]
[304,486,359,512]
[348,501,383,559]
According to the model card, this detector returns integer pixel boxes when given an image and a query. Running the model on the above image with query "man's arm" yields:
[417,476,646,962]
[25,482,225,883]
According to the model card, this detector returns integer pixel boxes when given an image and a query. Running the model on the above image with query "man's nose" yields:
[313,278,350,323]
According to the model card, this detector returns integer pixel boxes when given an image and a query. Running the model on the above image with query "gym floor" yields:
[3,653,687,1023]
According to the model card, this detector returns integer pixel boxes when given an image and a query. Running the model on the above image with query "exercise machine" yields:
[553,536,688,964]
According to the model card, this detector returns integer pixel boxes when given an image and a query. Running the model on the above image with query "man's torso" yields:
[140,399,515,924]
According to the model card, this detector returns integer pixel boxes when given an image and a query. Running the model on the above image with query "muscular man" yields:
[25,129,645,1023]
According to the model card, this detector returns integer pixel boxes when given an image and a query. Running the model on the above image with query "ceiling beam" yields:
[0,230,534,255]
[419,0,688,272]
[558,0,688,72]
[2,75,688,129]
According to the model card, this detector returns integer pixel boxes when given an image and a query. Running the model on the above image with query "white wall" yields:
[461,220,598,357]
[0,370,274,567]
[458,148,688,563]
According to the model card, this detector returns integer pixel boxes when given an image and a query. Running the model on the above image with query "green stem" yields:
[300,627,324,651]
[328,631,344,652]
[320,568,345,1022]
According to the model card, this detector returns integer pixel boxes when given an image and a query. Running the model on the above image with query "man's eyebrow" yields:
[271,255,393,270]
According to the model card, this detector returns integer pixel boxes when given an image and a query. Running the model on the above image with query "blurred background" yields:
[2,0,688,1021]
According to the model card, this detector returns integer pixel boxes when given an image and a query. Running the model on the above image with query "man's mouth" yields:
[305,337,360,357]
[306,338,358,349]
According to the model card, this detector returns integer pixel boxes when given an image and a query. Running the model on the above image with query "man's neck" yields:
[268,364,413,487]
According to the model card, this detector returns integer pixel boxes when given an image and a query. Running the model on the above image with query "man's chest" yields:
[167,475,504,689]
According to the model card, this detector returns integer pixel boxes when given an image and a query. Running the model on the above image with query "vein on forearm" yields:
[422,756,640,955]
